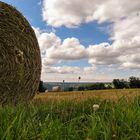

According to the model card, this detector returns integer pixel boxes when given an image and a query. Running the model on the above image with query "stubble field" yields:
[34,88,140,102]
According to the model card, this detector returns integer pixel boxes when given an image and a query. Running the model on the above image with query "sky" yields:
[2,0,140,82]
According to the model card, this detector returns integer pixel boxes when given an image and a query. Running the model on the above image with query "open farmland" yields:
[34,89,140,102]
[0,89,140,140]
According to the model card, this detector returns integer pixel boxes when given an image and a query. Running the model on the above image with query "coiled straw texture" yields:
[0,1,41,105]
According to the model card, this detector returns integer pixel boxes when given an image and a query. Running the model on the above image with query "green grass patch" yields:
[0,96,140,140]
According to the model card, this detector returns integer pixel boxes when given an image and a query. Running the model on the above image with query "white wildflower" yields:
[112,134,116,138]
[93,104,99,111]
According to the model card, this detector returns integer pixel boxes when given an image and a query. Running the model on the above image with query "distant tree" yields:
[99,83,106,90]
[78,86,85,91]
[85,83,106,90]
[129,76,140,88]
[113,79,120,89]
[94,83,106,90]
[38,81,46,92]
[68,87,74,91]
[113,79,129,89]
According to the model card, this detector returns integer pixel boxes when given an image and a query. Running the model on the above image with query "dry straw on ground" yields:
[0,1,41,105]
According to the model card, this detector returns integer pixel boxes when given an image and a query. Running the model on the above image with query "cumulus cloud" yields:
[34,25,140,71]
[87,43,120,65]
[42,58,60,66]
[33,27,61,50]
[34,27,87,66]
[42,0,140,27]
[34,0,140,77]
[47,37,87,60]
[42,66,81,74]
[41,65,99,82]
[87,39,140,68]
[42,0,97,27]
[83,66,96,74]
[41,66,115,82]
[111,15,140,41]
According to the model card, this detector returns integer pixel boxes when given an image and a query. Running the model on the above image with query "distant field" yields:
[34,89,140,102]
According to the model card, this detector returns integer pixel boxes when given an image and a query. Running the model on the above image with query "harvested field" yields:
[34,89,140,102]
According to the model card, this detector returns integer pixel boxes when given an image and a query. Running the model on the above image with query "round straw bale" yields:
[0,2,41,104]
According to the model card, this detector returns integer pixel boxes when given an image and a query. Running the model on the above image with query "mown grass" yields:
[0,93,140,140]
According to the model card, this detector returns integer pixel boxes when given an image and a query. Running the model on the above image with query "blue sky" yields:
[2,0,140,82]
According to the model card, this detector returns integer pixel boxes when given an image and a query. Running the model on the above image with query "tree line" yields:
[113,76,140,89]
[75,76,140,91]
[39,76,140,92]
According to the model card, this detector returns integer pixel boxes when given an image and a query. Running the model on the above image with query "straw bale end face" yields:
[0,2,41,105]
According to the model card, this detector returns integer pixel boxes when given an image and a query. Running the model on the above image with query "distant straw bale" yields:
[0,2,41,104]
[52,86,61,92]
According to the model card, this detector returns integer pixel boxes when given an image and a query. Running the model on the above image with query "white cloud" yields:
[33,27,87,66]
[42,0,97,27]
[42,66,81,74]
[87,43,120,65]
[33,0,140,82]
[47,37,87,60]
[33,27,61,50]
[42,58,61,66]
[34,26,140,71]
[83,66,96,74]
[41,67,116,82]
[42,65,96,75]
[41,65,115,82]
[40,0,140,71]
[87,12,140,68]
[120,62,140,69]
[111,15,140,41]
[42,0,140,27]
[87,39,140,68]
